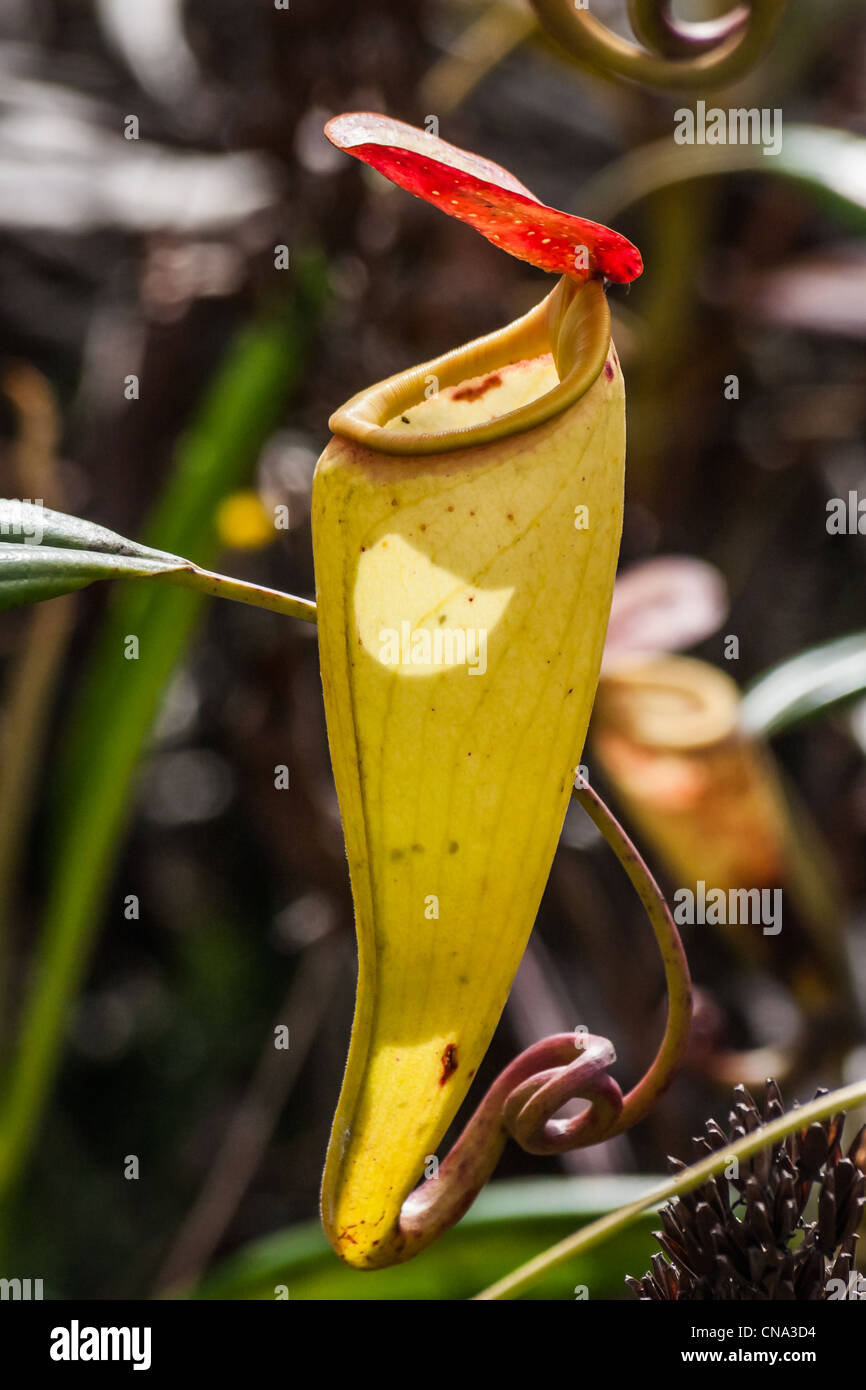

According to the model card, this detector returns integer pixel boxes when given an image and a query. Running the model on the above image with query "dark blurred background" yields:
[0,0,865,1299]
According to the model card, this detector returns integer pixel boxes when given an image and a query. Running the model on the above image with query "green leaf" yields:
[0,500,193,611]
[187,1176,661,1302]
[0,499,180,560]
[740,631,866,737]
[0,544,191,612]
[0,502,316,621]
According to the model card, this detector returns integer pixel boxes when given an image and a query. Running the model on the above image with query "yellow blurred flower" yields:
[215,490,273,551]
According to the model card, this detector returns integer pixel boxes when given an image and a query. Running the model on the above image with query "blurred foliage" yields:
[585,125,866,229]
[0,272,326,1220]
[190,1176,660,1301]
[0,0,864,1300]
[742,631,866,737]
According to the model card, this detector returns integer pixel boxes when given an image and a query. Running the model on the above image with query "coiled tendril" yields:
[530,0,788,90]
[386,778,692,1266]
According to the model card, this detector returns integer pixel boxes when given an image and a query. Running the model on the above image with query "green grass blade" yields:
[0,258,328,1210]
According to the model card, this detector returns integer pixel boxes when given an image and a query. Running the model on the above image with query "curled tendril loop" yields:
[397,1031,626,1259]
[389,782,692,1265]
[530,0,787,90]
[503,1033,623,1154]
[627,0,749,60]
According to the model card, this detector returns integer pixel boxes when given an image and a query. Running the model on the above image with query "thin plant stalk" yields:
[162,564,316,624]
[571,778,692,1137]
[474,1078,866,1300]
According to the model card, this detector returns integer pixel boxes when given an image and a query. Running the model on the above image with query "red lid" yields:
[325,113,642,285]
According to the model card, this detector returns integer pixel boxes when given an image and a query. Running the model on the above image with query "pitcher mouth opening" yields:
[328,274,613,457]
